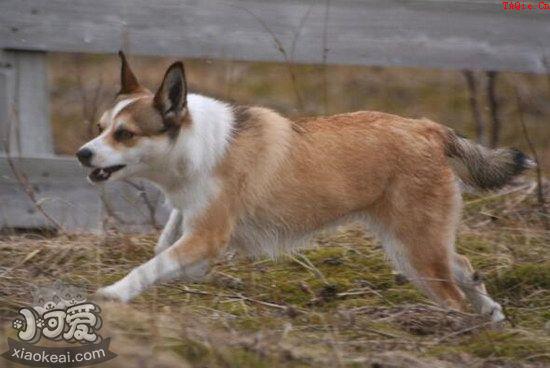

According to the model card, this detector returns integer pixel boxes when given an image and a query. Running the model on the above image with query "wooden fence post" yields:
[0,50,53,157]
[0,50,15,154]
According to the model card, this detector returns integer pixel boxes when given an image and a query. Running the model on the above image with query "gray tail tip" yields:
[511,148,536,171]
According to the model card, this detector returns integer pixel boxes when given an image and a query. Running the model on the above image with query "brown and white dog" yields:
[77,52,533,321]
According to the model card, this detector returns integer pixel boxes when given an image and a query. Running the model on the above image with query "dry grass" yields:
[1,182,549,367]
[1,53,548,367]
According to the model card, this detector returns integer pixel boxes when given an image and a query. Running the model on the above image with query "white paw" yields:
[482,301,505,323]
[95,285,131,303]
[490,306,506,323]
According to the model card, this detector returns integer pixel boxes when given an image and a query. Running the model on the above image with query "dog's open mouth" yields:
[88,165,126,182]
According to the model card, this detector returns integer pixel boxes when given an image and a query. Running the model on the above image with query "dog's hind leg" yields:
[155,209,183,255]
[369,174,466,311]
[379,231,466,311]
[452,254,504,322]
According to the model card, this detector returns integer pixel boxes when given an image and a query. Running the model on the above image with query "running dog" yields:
[77,52,534,321]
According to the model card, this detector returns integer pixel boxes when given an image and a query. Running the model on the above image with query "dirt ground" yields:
[0,182,548,368]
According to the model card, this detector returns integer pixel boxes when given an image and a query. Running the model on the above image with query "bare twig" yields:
[3,107,64,232]
[287,253,328,285]
[514,89,548,229]
[363,327,399,339]
[289,4,314,61]
[235,5,304,111]
[337,286,395,306]
[177,285,291,311]
[436,321,493,343]
[4,155,64,232]
[98,191,130,227]
[76,66,104,139]
[465,183,534,206]
[487,71,502,148]
[124,180,161,230]
[462,70,487,144]
[321,0,331,114]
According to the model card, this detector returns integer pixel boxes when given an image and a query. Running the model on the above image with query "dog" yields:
[76,52,534,321]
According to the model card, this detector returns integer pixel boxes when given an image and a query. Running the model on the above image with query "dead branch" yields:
[487,71,502,148]
[3,107,64,233]
[177,285,292,311]
[462,70,487,144]
[98,190,130,227]
[436,320,493,344]
[124,180,161,230]
[321,0,331,115]
[514,89,549,229]
[234,5,304,111]
[75,59,104,139]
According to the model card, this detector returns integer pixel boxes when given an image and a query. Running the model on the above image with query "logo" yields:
[2,281,116,367]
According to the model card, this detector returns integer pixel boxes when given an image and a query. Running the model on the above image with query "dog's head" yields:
[76,52,188,183]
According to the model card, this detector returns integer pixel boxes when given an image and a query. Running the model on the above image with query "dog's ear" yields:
[118,51,142,95]
[154,61,187,126]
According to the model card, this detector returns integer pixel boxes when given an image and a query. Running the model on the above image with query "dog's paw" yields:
[481,301,505,324]
[94,285,129,303]
[490,305,506,323]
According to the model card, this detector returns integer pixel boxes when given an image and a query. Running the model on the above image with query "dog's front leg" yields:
[97,199,234,302]
[96,233,228,302]
[155,209,183,255]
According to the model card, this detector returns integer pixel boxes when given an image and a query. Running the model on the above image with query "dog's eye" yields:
[97,124,103,134]
[114,129,135,141]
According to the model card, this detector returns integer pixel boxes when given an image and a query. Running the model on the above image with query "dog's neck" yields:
[178,94,234,175]
[145,94,234,206]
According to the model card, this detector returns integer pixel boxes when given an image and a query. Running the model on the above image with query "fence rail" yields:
[0,0,549,231]
[1,0,548,73]
[0,155,168,231]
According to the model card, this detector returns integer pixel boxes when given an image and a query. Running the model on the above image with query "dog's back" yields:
[224,110,461,241]
[224,109,531,234]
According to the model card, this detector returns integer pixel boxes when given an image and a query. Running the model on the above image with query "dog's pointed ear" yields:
[154,61,187,125]
[118,51,141,95]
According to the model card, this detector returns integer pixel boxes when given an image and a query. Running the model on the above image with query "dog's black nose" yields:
[76,148,93,166]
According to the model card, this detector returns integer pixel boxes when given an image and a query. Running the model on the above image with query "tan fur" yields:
[164,110,463,310]
[169,191,235,264]
[157,106,529,317]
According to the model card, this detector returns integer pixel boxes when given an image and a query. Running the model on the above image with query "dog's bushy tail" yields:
[444,129,535,190]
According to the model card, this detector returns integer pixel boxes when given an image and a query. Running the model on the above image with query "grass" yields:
[1,52,548,367]
[0,184,548,367]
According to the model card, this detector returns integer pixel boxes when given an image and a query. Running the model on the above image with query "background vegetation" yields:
[0,54,548,367]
